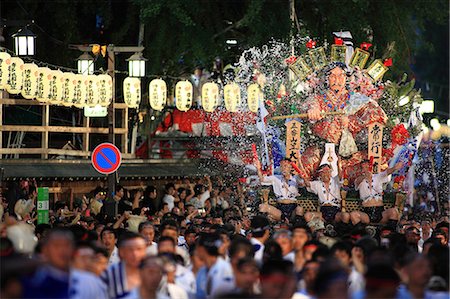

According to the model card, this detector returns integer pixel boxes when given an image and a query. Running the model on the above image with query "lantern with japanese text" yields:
[202,82,219,112]
[73,74,87,108]
[224,83,241,112]
[47,70,64,105]
[35,67,51,103]
[149,79,167,111]
[0,52,11,90]
[6,57,24,94]
[123,77,141,108]
[61,72,76,106]
[97,74,113,107]
[247,83,261,113]
[175,80,193,112]
[85,75,100,107]
[21,63,38,99]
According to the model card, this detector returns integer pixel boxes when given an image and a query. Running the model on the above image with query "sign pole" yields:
[107,45,116,202]
[37,187,49,224]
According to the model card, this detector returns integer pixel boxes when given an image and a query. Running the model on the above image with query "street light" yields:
[77,52,94,75]
[126,52,147,77]
[12,27,36,56]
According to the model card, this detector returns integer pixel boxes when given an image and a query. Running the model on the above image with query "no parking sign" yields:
[91,143,122,175]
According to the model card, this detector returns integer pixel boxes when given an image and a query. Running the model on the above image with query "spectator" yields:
[274,229,295,262]
[101,227,120,265]
[69,242,108,299]
[260,259,297,299]
[22,228,75,298]
[250,215,270,264]
[196,232,234,299]
[138,221,158,256]
[101,232,147,298]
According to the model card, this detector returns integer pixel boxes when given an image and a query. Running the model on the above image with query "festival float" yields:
[233,34,425,214]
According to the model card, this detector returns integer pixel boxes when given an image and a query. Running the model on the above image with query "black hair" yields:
[250,215,270,238]
[194,184,204,196]
[138,221,155,233]
[35,223,52,237]
[165,183,175,192]
[100,227,117,239]
[312,258,348,297]
[236,257,258,272]
[260,259,294,277]
[197,232,222,256]
[117,231,145,248]
[160,220,179,233]
[144,185,157,198]
[158,236,176,247]
[41,227,75,246]
[263,240,283,262]
[115,185,124,193]
[330,241,352,257]
[228,236,254,260]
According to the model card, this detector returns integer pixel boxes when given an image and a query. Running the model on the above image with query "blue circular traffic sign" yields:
[91,143,122,175]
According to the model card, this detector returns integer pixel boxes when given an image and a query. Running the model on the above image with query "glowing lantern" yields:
[175,80,193,112]
[35,67,51,103]
[149,79,167,111]
[97,74,113,107]
[21,63,39,99]
[73,74,87,108]
[6,57,24,94]
[61,72,76,106]
[0,52,11,90]
[224,83,241,112]
[202,82,219,112]
[85,75,100,107]
[47,70,64,105]
[123,77,141,108]
[247,83,261,113]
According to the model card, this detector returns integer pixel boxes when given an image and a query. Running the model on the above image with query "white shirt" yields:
[348,267,365,296]
[356,171,391,203]
[262,175,300,200]
[146,242,158,256]
[250,238,265,264]
[307,176,342,207]
[284,251,295,263]
[69,269,108,299]
[206,257,234,299]
[163,194,176,211]
[199,191,211,207]
[175,265,196,299]
[109,246,120,265]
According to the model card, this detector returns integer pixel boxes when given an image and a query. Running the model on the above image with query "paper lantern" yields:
[175,80,193,112]
[73,74,87,108]
[35,67,51,103]
[85,75,100,107]
[97,74,113,107]
[0,52,11,90]
[6,57,24,94]
[60,72,76,106]
[224,83,241,112]
[149,79,167,111]
[123,77,141,108]
[247,83,261,113]
[202,82,219,112]
[47,70,64,105]
[21,63,39,99]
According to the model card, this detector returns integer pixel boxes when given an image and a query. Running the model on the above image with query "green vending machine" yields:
[37,187,49,224]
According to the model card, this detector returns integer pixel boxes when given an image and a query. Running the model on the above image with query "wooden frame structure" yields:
[0,95,133,159]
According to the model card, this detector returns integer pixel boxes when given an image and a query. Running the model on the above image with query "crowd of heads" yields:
[0,176,449,298]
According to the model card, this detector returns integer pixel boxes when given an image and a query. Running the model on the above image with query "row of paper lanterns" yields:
[129,79,263,113]
[0,52,113,107]
[1,52,264,113]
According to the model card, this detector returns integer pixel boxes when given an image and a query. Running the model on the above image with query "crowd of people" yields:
[0,172,449,299]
